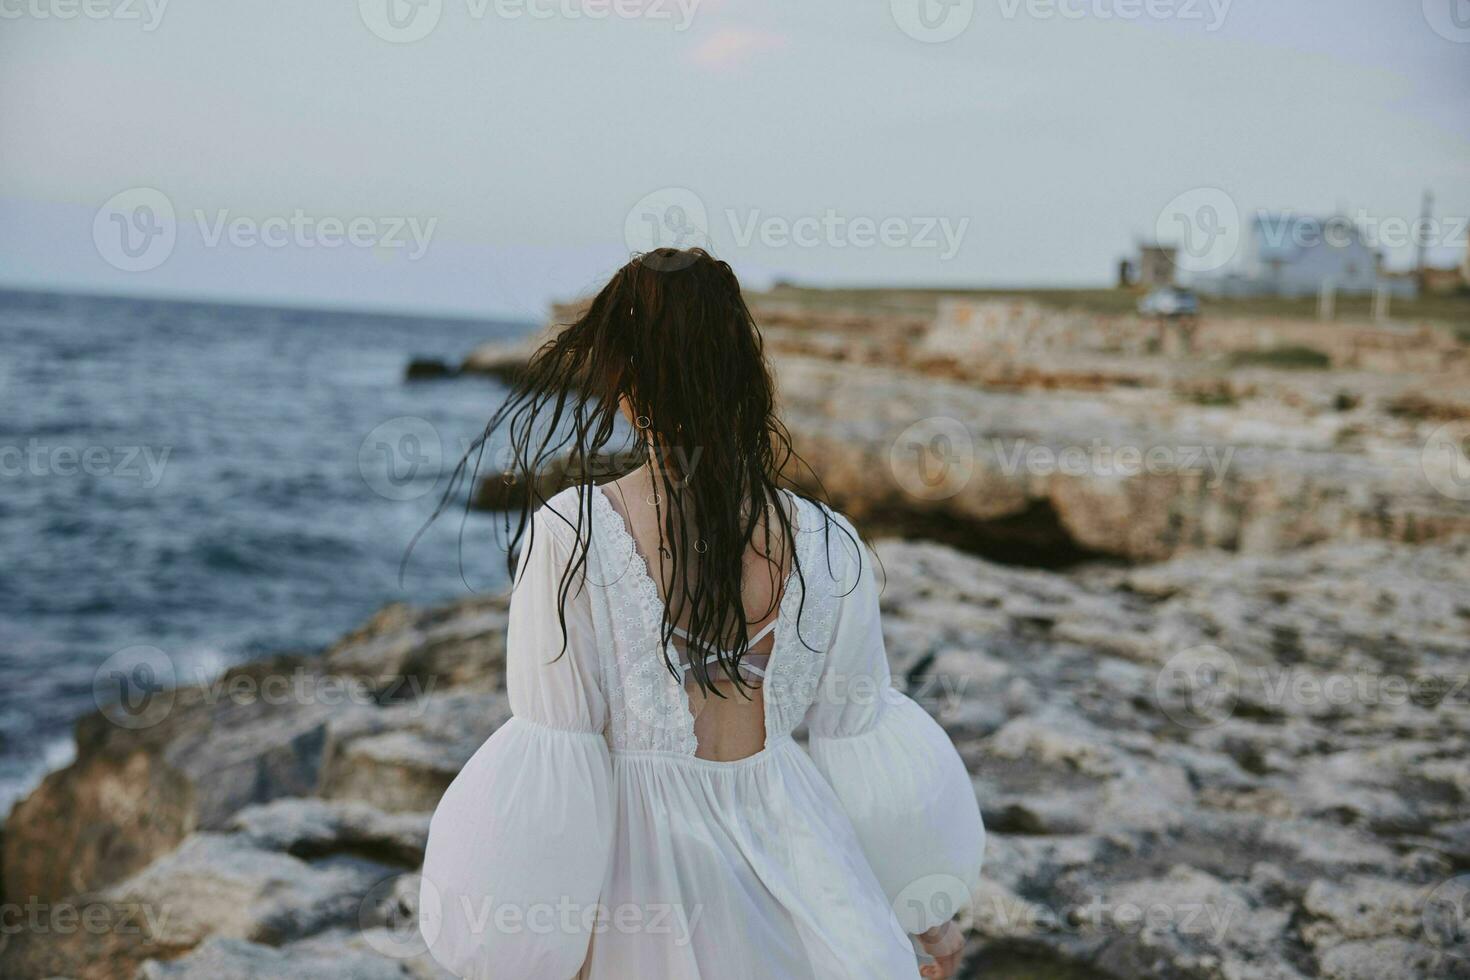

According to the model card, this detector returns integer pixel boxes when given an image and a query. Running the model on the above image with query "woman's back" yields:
[580,481,833,758]
[414,248,983,978]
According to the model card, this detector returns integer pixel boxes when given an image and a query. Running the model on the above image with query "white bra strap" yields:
[671,618,780,648]
[676,653,768,681]
[670,618,780,683]
[747,619,781,646]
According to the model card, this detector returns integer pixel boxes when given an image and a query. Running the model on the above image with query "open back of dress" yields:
[600,482,792,762]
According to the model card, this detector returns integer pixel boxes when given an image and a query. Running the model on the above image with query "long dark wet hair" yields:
[413,247,857,696]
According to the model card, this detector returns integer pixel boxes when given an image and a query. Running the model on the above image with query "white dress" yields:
[419,485,985,979]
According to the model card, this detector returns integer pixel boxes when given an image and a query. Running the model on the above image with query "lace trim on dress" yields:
[591,485,698,754]
[764,500,841,734]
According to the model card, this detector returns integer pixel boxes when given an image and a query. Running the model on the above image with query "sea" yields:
[0,289,531,809]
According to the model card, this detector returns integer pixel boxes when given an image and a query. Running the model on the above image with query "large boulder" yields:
[3,654,346,905]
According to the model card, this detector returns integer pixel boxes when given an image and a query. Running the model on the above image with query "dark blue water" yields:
[0,289,529,808]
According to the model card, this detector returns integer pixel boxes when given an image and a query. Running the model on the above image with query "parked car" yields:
[1138,287,1200,318]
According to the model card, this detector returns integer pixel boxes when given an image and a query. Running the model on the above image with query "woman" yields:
[417,248,984,979]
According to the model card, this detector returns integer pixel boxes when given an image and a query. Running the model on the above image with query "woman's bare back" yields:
[601,468,794,762]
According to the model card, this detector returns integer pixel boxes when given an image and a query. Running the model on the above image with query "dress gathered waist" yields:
[610,732,796,770]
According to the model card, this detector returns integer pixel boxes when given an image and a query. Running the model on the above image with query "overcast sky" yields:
[2,0,1467,319]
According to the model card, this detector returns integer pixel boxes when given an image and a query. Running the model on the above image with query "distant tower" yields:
[1463,220,1470,285]
[1135,243,1178,288]
[1416,190,1434,291]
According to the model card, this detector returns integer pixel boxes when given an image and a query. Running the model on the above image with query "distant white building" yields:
[1193,213,1416,300]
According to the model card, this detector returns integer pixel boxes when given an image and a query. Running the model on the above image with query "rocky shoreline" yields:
[6,532,1469,978]
[8,294,1470,979]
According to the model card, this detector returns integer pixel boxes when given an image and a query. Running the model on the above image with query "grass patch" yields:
[1226,346,1331,370]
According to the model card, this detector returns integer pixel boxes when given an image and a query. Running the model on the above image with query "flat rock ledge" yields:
[4,536,1469,979]
[460,298,1470,570]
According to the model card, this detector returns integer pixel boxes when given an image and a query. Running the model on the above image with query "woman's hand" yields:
[916,920,964,978]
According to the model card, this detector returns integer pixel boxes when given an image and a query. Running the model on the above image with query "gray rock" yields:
[324,597,509,695]
[137,936,413,980]
[319,691,512,813]
[1300,876,1427,946]
[103,832,397,947]
[1091,866,1300,980]
[227,797,430,867]
[1316,937,1468,980]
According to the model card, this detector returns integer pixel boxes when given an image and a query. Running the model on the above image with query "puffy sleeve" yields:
[420,503,613,980]
[803,518,985,935]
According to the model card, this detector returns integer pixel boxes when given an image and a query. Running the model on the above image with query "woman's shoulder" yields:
[781,489,856,534]
[530,485,597,549]
[784,491,867,572]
